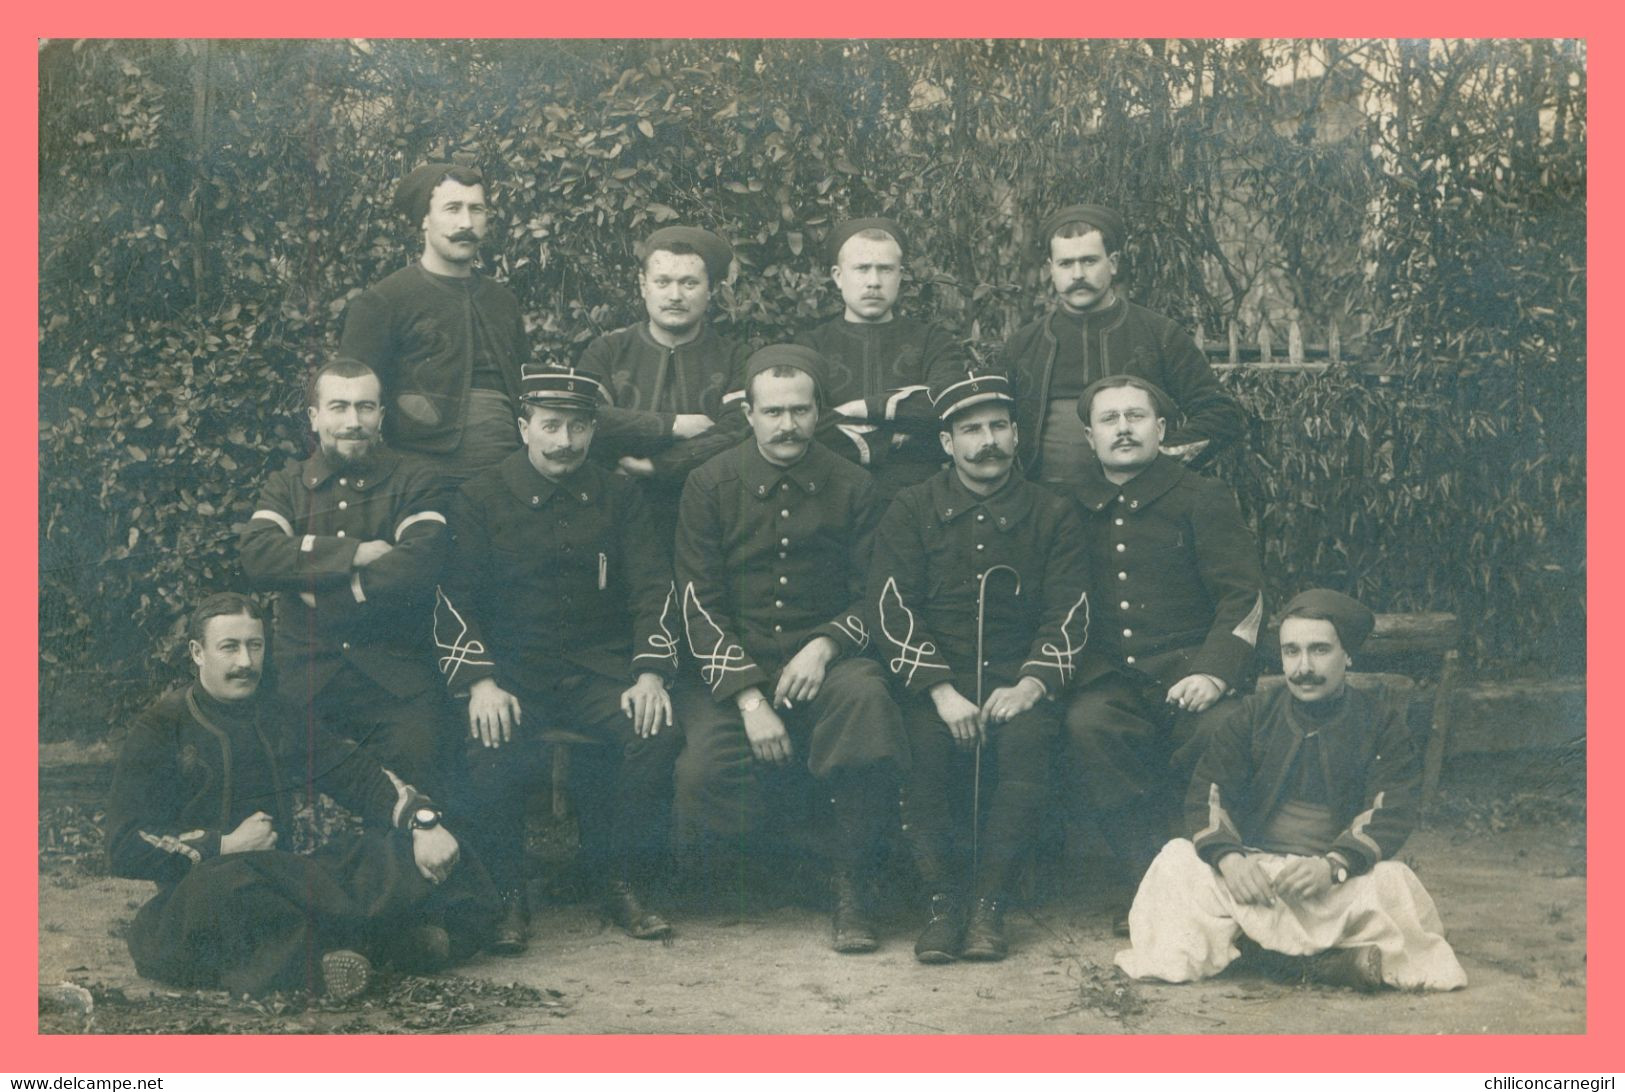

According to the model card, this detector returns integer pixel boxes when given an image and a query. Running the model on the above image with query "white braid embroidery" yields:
[433,585,494,679]
[682,582,750,690]
[1023,589,1090,687]
[877,576,939,686]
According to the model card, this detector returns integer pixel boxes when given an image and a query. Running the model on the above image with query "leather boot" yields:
[320,949,373,1002]
[830,868,879,953]
[960,896,1008,961]
[914,892,962,964]
[490,889,529,956]
[604,878,673,940]
[1305,945,1385,991]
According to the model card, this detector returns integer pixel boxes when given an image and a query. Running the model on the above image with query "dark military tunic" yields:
[793,317,970,497]
[672,438,905,841]
[105,684,495,997]
[577,322,751,544]
[868,467,1092,898]
[1063,452,1265,855]
[239,447,450,787]
[433,452,683,892]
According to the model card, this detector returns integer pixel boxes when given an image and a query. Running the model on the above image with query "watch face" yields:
[414,808,439,827]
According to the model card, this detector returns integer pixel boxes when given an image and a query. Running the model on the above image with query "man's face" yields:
[190,611,266,703]
[518,406,596,481]
[421,180,488,269]
[1047,230,1118,315]
[307,372,384,465]
[1279,617,1352,703]
[639,250,711,337]
[1084,384,1164,476]
[940,404,1017,491]
[745,371,819,467]
[831,235,902,323]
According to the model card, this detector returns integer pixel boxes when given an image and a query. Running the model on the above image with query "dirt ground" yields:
[38,748,1585,1035]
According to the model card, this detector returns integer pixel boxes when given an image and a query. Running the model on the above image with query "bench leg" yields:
[1422,649,1461,814]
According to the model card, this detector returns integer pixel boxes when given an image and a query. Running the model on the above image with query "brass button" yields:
[1115,543,1126,553]
[780,509,790,518]
[336,530,346,538]
[1116,571,1126,581]
[338,501,348,510]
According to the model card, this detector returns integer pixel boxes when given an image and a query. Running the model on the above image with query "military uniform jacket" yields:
[1187,682,1421,877]
[1071,453,1263,689]
[339,264,528,455]
[676,438,877,701]
[433,453,679,694]
[792,317,970,471]
[105,685,425,887]
[578,322,751,484]
[240,448,447,700]
[869,468,1092,697]
[1001,297,1245,475]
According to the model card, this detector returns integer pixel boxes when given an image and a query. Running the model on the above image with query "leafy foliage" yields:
[39,40,1584,740]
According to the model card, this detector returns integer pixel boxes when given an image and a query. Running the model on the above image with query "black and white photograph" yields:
[37,38,1586,1040]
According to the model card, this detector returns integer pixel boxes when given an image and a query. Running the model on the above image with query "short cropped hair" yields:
[641,241,709,285]
[839,227,902,258]
[187,592,263,645]
[305,357,379,409]
[1080,375,1166,423]
[1052,218,1120,257]
[746,364,820,407]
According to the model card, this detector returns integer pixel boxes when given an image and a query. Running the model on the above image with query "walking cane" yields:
[972,564,1022,891]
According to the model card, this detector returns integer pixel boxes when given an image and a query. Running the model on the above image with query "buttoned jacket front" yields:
[676,439,878,701]
[1070,453,1263,689]
[433,453,679,694]
[869,469,1092,696]
[1186,682,1421,877]
[240,448,447,700]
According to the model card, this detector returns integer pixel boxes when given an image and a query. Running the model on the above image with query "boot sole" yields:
[959,946,1008,962]
[915,948,958,964]
[320,950,373,1002]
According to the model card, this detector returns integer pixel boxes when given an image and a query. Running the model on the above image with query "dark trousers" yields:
[671,657,907,846]
[1064,670,1234,872]
[308,666,455,798]
[458,672,682,895]
[902,687,1059,900]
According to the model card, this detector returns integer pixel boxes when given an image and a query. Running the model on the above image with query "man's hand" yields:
[468,678,521,749]
[1167,674,1224,714]
[1161,439,1210,463]
[620,672,673,738]
[671,414,716,440]
[930,683,982,750]
[352,540,393,568]
[738,689,793,766]
[832,398,868,419]
[774,636,837,709]
[982,676,1046,725]
[221,811,277,854]
[617,455,656,478]
[1217,851,1276,907]
[411,825,460,885]
[1274,856,1334,903]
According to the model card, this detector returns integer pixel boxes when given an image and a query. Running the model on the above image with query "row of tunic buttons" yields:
[776,485,793,633]
[1117,493,1136,662]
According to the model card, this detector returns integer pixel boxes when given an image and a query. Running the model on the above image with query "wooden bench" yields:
[1258,610,1462,810]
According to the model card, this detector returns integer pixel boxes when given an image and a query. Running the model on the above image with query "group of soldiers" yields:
[103,163,1466,1004]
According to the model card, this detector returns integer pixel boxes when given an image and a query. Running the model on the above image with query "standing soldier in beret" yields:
[239,357,454,794]
[578,225,751,547]
[1002,202,1244,488]
[793,217,971,501]
[1064,375,1264,934]
[1116,589,1467,991]
[432,364,683,955]
[868,374,1091,962]
[672,344,908,953]
[340,162,529,487]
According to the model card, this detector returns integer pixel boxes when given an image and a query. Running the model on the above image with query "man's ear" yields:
[307,405,319,432]
[188,639,205,669]
[939,428,954,459]
[1155,417,1167,444]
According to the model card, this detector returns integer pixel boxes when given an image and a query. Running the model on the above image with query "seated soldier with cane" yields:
[869,374,1091,961]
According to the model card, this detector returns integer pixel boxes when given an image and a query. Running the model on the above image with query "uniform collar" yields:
[739,437,832,499]
[1051,292,1128,332]
[634,318,712,353]
[300,446,399,491]
[1072,451,1183,511]
[500,449,601,507]
[930,466,1033,531]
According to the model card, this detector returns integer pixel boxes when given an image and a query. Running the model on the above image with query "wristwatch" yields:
[409,807,442,832]
[738,694,764,713]
[1325,854,1349,885]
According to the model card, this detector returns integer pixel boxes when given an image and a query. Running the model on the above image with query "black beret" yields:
[637,226,734,285]
[1076,375,1175,424]
[1038,203,1125,256]
[743,344,826,401]
[395,163,484,223]
[519,363,611,412]
[827,217,908,265]
[1281,589,1377,655]
[931,373,1014,422]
